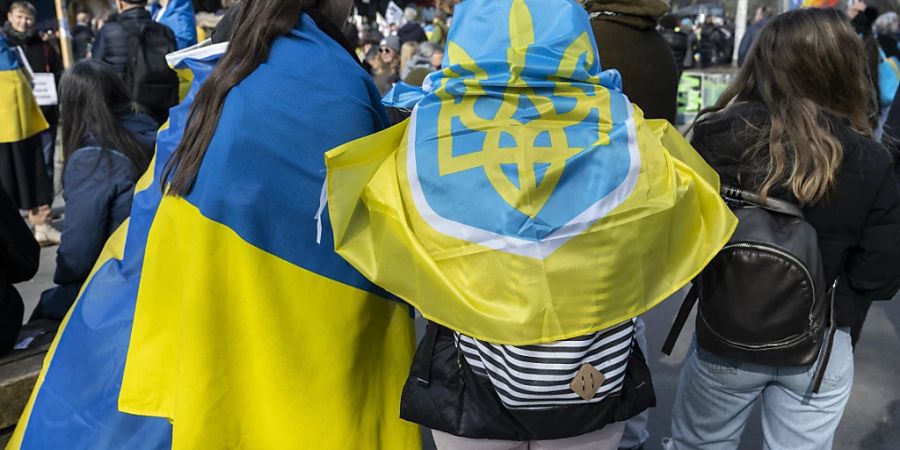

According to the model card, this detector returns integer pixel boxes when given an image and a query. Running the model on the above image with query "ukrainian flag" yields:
[10,13,418,450]
[152,0,198,50]
[327,0,738,345]
[0,34,47,143]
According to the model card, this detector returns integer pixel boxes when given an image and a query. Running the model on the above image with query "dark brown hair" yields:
[695,7,876,205]
[162,0,351,196]
[59,60,150,180]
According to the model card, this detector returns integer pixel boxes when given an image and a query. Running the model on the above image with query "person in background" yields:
[874,12,900,60]
[398,40,417,80]
[2,1,62,246]
[682,16,698,69]
[666,9,900,449]
[92,0,178,125]
[151,0,198,50]
[719,15,735,65]
[3,1,63,187]
[0,184,40,356]
[429,10,448,45]
[71,8,94,61]
[588,0,678,123]
[699,15,725,68]
[659,14,687,76]
[401,40,442,85]
[373,34,400,95]
[0,32,41,354]
[34,60,156,321]
[587,3,679,449]
[397,6,426,45]
[738,6,771,66]
[850,1,881,130]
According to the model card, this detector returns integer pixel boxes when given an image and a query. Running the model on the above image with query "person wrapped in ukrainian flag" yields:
[9,1,419,449]
[326,0,738,446]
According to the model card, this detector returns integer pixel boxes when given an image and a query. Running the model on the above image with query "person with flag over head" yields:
[327,0,738,447]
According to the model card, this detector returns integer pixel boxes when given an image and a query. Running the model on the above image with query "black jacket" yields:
[592,18,679,123]
[71,23,95,61]
[92,8,176,81]
[34,113,157,320]
[660,28,688,73]
[699,24,725,67]
[692,103,900,328]
[0,185,40,356]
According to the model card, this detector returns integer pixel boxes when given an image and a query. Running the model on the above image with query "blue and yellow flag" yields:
[0,34,47,143]
[10,14,418,450]
[327,0,738,345]
[152,0,198,50]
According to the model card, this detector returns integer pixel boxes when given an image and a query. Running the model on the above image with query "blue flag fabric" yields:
[152,0,198,49]
[7,52,219,450]
[10,13,420,450]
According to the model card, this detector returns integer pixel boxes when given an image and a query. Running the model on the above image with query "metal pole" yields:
[54,0,73,69]
[733,0,748,64]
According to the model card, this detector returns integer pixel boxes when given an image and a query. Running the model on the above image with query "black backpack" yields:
[120,21,178,111]
[662,186,837,392]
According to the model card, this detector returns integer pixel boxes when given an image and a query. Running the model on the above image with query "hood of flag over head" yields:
[327,0,738,345]
[0,34,48,143]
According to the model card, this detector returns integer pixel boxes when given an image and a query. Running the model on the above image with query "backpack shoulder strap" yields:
[721,185,804,219]
[415,321,441,387]
[662,284,699,356]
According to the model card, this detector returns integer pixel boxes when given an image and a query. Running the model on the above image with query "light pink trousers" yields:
[431,422,626,450]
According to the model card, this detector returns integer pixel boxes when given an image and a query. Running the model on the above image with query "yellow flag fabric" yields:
[119,196,418,449]
[327,0,737,345]
[0,69,48,143]
[117,17,419,449]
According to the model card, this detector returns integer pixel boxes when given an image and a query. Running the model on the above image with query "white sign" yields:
[385,1,404,25]
[32,72,58,106]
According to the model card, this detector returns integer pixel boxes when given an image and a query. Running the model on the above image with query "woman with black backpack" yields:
[665,8,900,449]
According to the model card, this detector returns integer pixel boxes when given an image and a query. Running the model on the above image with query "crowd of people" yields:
[1,0,900,449]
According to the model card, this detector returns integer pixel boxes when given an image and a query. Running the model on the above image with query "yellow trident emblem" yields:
[435,0,614,218]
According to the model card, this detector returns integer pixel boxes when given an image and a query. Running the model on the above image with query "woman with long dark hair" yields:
[666,9,900,449]
[33,60,157,320]
[9,0,417,447]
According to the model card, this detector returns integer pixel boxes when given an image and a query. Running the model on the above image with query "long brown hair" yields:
[162,0,351,196]
[695,8,876,205]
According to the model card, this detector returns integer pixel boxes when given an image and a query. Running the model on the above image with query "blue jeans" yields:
[665,328,853,450]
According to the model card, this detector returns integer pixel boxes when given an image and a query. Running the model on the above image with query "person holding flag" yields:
[8,0,418,449]
[327,0,737,447]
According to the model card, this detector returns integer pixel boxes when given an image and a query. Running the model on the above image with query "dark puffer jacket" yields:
[692,102,900,338]
[34,113,157,320]
[92,8,176,81]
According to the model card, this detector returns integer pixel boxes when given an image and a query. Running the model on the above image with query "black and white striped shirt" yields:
[456,319,636,410]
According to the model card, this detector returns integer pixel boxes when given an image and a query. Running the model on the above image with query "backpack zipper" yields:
[700,242,819,350]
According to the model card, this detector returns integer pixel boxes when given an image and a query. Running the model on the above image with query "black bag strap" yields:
[721,185,804,219]
[662,284,699,356]
[416,321,441,387]
[811,279,839,393]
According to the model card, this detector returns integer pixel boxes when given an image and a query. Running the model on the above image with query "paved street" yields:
[16,237,900,449]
